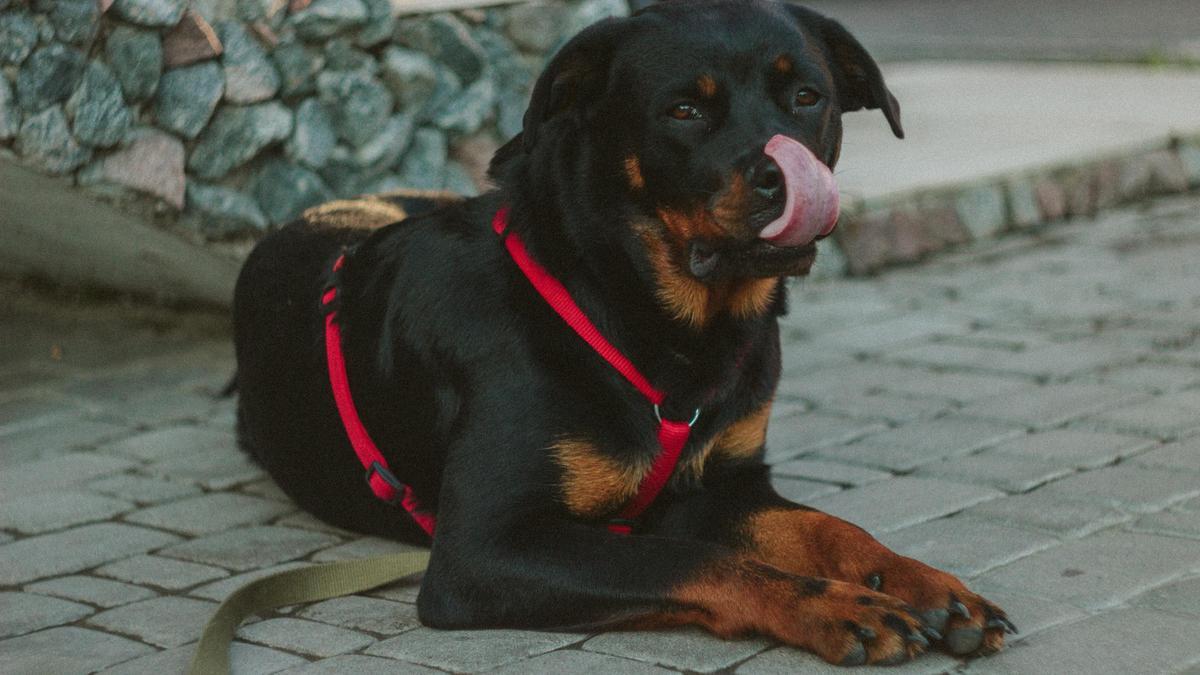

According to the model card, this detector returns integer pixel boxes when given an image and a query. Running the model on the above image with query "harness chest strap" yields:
[323,207,696,537]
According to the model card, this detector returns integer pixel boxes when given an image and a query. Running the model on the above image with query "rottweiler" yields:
[233,0,1014,665]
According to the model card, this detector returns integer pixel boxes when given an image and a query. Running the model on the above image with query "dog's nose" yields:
[748,156,784,203]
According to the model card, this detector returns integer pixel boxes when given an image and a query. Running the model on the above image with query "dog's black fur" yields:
[233,1,1012,665]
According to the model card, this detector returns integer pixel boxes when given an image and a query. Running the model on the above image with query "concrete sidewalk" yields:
[3,191,1200,673]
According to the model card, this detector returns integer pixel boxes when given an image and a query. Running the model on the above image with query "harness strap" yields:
[491,206,695,535]
[491,207,664,405]
[323,254,436,537]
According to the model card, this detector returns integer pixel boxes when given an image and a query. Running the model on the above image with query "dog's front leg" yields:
[649,463,1015,657]
[417,516,932,666]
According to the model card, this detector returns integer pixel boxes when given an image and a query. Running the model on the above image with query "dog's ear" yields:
[522,17,631,152]
[788,7,904,139]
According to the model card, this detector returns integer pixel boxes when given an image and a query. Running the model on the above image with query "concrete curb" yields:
[829,134,1200,276]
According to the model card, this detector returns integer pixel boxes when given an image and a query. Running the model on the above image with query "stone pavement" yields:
[3,192,1200,673]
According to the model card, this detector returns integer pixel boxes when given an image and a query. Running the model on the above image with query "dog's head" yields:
[501,0,902,324]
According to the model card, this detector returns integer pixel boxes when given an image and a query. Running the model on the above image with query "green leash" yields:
[187,550,431,675]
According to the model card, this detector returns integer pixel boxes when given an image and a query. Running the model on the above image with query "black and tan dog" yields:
[233,0,1013,665]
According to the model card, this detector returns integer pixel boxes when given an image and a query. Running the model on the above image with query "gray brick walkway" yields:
[3,193,1200,673]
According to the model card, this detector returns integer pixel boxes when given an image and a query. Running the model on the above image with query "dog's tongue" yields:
[757,135,840,247]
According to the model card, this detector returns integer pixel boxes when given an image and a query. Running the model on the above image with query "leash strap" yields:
[491,206,697,534]
[187,551,430,675]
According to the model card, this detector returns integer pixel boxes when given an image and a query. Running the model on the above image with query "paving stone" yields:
[0,523,180,585]
[274,510,355,535]
[160,526,338,571]
[297,596,420,635]
[990,428,1156,470]
[763,412,887,463]
[1035,464,1200,514]
[913,451,1073,493]
[1085,390,1200,439]
[1131,436,1200,472]
[1132,575,1200,618]
[144,447,264,490]
[101,425,235,462]
[0,416,131,467]
[816,418,1024,472]
[807,477,1004,535]
[86,473,202,505]
[0,490,134,534]
[807,314,974,355]
[977,531,1200,610]
[1129,509,1200,540]
[237,617,374,657]
[886,341,1028,373]
[879,515,1058,578]
[965,587,1087,639]
[0,452,136,499]
[817,390,956,424]
[959,383,1144,430]
[489,649,676,675]
[88,595,217,648]
[1091,361,1200,392]
[584,627,771,673]
[25,575,157,609]
[963,491,1131,538]
[978,608,1200,674]
[96,554,229,590]
[736,645,961,674]
[770,458,892,486]
[277,654,442,674]
[770,475,842,503]
[124,492,292,536]
[239,478,292,503]
[0,626,154,674]
[366,627,582,672]
[103,641,307,675]
[189,562,312,601]
[0,592,94,638]
[307,537,424,565]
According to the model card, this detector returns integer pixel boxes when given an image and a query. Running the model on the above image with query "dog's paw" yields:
[785,581,935,666]
[861,558,1016,657]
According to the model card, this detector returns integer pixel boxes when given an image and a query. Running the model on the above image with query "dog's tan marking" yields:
[773,54,794,75]
[637,220,782,329]
[676,400,773,483]
[553,438,646,519]
[625,155,646,190]
[697,74,718,98]
[728,278,779,320]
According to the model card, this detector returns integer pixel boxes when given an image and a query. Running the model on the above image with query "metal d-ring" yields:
[654,404,701,427]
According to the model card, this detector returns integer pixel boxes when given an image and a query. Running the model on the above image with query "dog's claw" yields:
[841,642,867,666]
[865,572,882,591]
[949,599,971,619]
[907,630,930,648]
[920,608,949,633]
[987,617,1019,634]
[922,625,943,641]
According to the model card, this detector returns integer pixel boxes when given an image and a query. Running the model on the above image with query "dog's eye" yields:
[793,88,822,108]
[668,103,704,121]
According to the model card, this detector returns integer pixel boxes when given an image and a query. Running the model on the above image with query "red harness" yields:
[322,206,697,537]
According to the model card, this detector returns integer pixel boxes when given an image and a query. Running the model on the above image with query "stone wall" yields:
[0,0,628,242]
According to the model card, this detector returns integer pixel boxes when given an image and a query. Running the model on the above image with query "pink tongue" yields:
[757,135,840,247]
